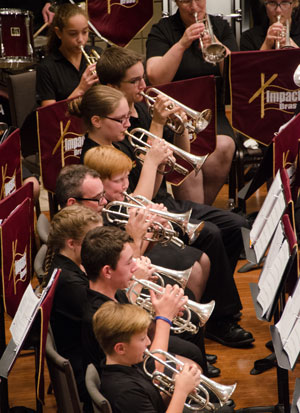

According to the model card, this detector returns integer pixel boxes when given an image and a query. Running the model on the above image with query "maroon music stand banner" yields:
[273,113,300,201]
[0,128,22,200]
[150,76,216,185]
[0,197,33,318]
[37,98,84,193]
[230,48,300,145]
[87,0,153,47]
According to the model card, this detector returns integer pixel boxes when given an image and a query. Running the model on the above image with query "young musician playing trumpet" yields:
[241,0,300,50]
[36,3,100,106]
[93,300,201,413]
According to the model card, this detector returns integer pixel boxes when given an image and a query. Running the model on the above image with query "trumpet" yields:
[151,263,192,289]
[143,348,237,411]
[125,128,208,177]
[140,88,212,134]
[195,13,227,65]
[124,191,204,245]
[102,201,186,249]
[127,277,215,333]
[275,16,293,50]
[80,46,100,74]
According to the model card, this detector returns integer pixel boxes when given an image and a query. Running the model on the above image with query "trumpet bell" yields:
[193,109,213,133]
[200,374,237,406]
[153,264,192,289]
[186,221,205,245]
[203,43,227,65]
[188,299,215,327]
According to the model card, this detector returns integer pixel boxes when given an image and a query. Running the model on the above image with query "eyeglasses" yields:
[75,191,106,204]
[121,74,146,85]
[177,0,204,4]
[264,1,292,10]
[104,113,131,125]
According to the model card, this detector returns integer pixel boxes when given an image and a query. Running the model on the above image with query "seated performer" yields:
[93,300,201,413]
[241,0,300,50]
[145,2,237,205]
[70,81,254,347]
[36,3,100,106]
[43,204,102,410]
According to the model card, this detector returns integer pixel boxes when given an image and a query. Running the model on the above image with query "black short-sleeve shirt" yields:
[36,45,102,103]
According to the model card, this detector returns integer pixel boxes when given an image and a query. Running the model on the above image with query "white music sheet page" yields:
[253,191,286,263]
[283,318,300,368]
[276,277,300,344]
[257,238,290,317]
[10,283,39,346]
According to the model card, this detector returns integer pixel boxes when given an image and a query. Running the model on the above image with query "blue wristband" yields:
[155,316,172,326]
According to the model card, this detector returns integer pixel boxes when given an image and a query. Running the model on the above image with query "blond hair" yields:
[93,301,151,355]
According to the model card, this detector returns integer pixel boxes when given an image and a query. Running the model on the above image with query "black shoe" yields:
[205,319,255,348]
[206,362,220,378]
[231,311,242,321]
[206,353,217,364]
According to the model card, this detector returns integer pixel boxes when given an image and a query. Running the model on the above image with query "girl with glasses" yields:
[241,0,300,50]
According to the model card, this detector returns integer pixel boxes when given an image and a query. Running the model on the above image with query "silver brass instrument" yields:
[152,263,192,289]
[102,201,186,249]
[195,13,227,65]
[140,87,212,134]
[125,128,208,177]
[124,191,204,245]
[128,277,215,333]
[143,348,237,411]
[275,16,293,49]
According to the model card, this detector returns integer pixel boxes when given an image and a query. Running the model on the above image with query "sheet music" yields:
[9,283,39,346]
[257,239,290,317]
[283,318,300,368]
[276,277,300,346]
[253,191,286,262]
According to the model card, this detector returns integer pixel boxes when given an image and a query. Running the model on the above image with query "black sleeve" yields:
[112,387,158,413]
[36,60,57,103]
[146,20,174,60]
[212,17,239,51]
[240,30,260,51]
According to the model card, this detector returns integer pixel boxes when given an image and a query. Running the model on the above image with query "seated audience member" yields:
[36,3,100,106]
[43,204,102,411]
[81,226,207,374]
[144,2,237,205]
[70,84,254,348]
[241,0,300,50]
[93,301,201,413]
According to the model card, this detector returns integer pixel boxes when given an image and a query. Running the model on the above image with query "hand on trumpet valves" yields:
[132,256,156,281]
[179,19,206,49]
[77,63,98,94]
[150,284,188,321]
[266,19,286,48]
[145,139,174,168]
[174,364,201,396]
[152,94,182,126]
[125,206,154,243]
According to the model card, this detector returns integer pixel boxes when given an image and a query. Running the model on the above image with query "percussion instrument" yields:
[0,9,36,69]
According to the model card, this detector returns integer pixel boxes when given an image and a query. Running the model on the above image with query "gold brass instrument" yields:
[80,45,100,73]
[102,201,186,249]
[194,13,227,65]
[127,277,215,333]
[140,87,212,134]
[143,348,237,411]
[124,191,204,245]
[125,128,208,177]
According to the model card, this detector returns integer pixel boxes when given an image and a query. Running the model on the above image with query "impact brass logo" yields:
[249,73,300,118]
[107,0,139,14]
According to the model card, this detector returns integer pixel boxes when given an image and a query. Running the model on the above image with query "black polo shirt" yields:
[36,45,102,103]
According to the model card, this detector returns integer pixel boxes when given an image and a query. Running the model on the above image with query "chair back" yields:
[85,363,112,413]
[45,328,83,413]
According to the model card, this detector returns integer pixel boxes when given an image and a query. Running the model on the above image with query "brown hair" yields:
[93,301,150,355]
[43,204,102,285]
[96,46,144,86]
[47,3,88,53]
[68,85,125,130]
[84,145,132,179]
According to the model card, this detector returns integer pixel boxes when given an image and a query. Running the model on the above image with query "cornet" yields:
[195,13,227,65]
[143,348,237,411]
[80,45,100,74]
[140,87,212,134]
[275,16,293,49]
[152,263,192,289]
[124,191,204,245]
[125,128,208,177]
[102,201,186,249]
[127,277,215,333]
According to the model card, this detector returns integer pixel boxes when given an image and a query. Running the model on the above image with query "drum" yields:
[0,9,36,69]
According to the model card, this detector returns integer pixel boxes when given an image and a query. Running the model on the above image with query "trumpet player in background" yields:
[36,3,100,107]
[145,0,238,205]
[240,0,300,50]
[92,300,202,413]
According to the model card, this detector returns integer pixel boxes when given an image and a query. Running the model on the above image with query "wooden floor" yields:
[4,183,300,412]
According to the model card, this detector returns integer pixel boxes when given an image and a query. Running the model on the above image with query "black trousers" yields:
[154,195,249,319]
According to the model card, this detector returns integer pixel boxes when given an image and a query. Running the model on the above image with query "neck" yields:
[58,248,81,267]
[105,354,132,366]
[87,130,114,146]
[89,278,118,300]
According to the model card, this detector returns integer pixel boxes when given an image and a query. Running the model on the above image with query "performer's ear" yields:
[91,115,102,128]
[114,342,126,355]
